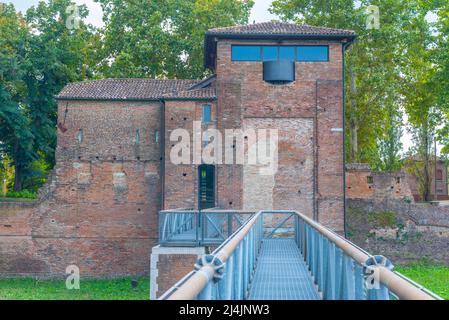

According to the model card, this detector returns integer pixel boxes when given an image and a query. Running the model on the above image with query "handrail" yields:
[159,209,256,246]
[162,211,262,300]
[289,210,439,300]
[160,210,441,300]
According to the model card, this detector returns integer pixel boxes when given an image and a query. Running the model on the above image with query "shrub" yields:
[4,190,38,199]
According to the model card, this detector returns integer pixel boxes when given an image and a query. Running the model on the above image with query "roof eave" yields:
[204,32,357,69]
[162,97,217,101]
[55,96,217,102]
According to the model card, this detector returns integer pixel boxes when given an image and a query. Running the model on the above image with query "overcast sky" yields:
[7,0,433,154]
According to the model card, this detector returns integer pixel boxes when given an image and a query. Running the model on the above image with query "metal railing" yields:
[159,209,255,246]
[159,210,442,300]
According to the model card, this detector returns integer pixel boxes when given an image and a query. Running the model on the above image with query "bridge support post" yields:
[224,255,234,299]
[341,255,356,299]
[323,240,336,300]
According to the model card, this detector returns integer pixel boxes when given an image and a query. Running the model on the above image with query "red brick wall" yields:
[215,39,345,232]
[346,164,414,201]
[0,100,162,278]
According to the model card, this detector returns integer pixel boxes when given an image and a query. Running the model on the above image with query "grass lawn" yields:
[0,277,149,300]
[396,265,449,300]
[0,197,37,203]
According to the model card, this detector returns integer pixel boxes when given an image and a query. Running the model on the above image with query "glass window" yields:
[262,46,278,61]
[202,104,211,123]
[297,46,329,61]
[437,169,443,180]
[231,46,261,61]
[279,46,296,61]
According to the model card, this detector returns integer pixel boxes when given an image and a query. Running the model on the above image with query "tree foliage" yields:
[0,0,253,191]
[271,0,443,171]
[94,0,254,79]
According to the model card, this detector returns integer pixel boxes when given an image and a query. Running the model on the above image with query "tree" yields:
[94,0,254,79]
[373,106,403,171]
[434,2,449,156]
[0,1,95,191]
[270,0,424,168]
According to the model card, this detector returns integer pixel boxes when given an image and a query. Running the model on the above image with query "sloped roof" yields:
[56,78,216,101]
[207,21,356,37]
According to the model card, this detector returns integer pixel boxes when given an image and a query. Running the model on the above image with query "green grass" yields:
[0,277,149,300]
[0,197,37,203]
[3,190,38,199]
[396,265,449,300]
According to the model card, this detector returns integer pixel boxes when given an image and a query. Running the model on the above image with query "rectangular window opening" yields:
[231,45,329,62]
[202,104,212,123]
[262,46,278,61]
[297,46,329,62]
[231,46,261,61]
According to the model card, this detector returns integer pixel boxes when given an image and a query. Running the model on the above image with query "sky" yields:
[7,0,437,155]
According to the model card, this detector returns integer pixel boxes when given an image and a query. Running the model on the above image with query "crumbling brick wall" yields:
[0,100,162,278]
[346,163,414,202]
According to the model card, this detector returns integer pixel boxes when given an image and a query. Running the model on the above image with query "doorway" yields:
[198,164,215,210]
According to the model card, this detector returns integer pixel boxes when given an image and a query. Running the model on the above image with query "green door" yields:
[198,165,215,210]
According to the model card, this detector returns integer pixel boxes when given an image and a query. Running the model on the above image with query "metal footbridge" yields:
[158,210,442,300]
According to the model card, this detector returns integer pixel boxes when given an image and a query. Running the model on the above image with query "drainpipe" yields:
[342,40,354,238]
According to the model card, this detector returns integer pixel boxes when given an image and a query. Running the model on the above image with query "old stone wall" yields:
[163,100,217,209]
[346,164,414,201]
[0,100,162,278]
[347,199,449,266]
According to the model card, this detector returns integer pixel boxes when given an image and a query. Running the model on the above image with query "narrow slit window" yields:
[202,104,211,123]
[231,46,261,61]
[135,129,140,144]
[155,131,159,143]
[262,46,278,61]
[77,129,83,144]
[297,46,329,62]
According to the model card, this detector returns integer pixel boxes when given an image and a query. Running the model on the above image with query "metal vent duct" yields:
[263,60,295,83]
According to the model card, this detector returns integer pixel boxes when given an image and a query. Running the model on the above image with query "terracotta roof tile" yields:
[207,22,356,37]
[163,87,216,100]
[56,78,203,101]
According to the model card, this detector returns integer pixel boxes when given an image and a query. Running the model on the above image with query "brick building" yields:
[0,22,356,278]
[405,159,449,201]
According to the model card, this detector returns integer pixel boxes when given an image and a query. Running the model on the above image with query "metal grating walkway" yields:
[248,239,321,300]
